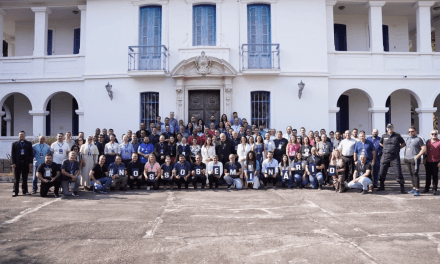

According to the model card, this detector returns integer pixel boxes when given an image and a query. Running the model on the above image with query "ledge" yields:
[241,69,281,75]
[127,70,168,77]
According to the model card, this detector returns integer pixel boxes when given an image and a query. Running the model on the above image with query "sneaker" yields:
[318,184,323,190]
[227,185,232,190]
[31,190,37,194]
[414,190,420,196]
[93,188,99,194]
[72,192,79,197]
[362,190,368,194]
[54,193,59,198]
[100,190,109,194]
[408,189,416,194]
[421,189,429,193]
[147,186,151,191]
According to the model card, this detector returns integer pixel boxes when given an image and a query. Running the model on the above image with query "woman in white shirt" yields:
[104,134,120,167]
[237,136,252,177]
[201,137,216,164]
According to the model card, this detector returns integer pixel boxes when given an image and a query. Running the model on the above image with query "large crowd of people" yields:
[10,111,440,198]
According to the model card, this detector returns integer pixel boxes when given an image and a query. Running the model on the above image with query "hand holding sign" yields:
[328,165,336,177]
[247,171,254,182]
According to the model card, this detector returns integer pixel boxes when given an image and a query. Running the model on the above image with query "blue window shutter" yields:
[247,4,271,68]
[383,25,389,52]
[47,29,53,55]
[73,28,80,54]
[193,5,216,46]
[334,24,347,51]
[139,6,162,70]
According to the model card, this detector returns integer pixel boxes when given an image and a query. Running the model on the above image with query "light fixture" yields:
[434,6,440,11]
[298,80,305,99]
[105,82,113,100]
[72,10,79,14]
[338,6,345,10]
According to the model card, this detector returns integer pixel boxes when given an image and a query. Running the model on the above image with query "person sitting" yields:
[348,154,373,194]
[60,152,81,197]
[90,155,111,194]
[108,155,128,191]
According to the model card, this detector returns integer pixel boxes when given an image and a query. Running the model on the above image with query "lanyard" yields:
[20,141,25,149]
[39,144,44,153]
[149,162,155,171]
[88,144,92,152]
[57,143,64,149]
[69,161,75,171]
[269,159,274,167]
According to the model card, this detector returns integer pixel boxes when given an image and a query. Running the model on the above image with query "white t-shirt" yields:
[337,138,357,156]
[51,142,70,164]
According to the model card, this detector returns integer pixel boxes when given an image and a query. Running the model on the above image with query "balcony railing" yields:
[128,45,167,71]
[241,44,280,70]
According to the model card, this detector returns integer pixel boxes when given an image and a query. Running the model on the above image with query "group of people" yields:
[10,111,440,198]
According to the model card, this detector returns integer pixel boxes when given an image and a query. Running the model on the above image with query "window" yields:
[383,25,389,52]
[73,28,81,54]
[251,91,270,128]
[139,6,162,70]
[193,5,216,46]
[334,24,347,51]
[247,4,271,69]
[47,29,53,55]
[140,92,159,125]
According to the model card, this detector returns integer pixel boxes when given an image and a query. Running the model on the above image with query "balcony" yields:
[0,55,85,81]
[127,45,168,77]
[328,52,440,77]
[241,44,280,75]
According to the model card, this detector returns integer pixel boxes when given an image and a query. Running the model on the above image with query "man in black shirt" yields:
[306,147,325,190]
[90,155,111,194]
[154,135,169,165]
[216,133,235,165]
[224,154,243,190]
[348,154,373,194]
[149,127,160,146]
[11,131,33,196]
[36,154,61,197]
[96,134,105,157]
[191,155,207,189]
[273,131,288,162]
[136,122,150,139]
[127,153,144,189]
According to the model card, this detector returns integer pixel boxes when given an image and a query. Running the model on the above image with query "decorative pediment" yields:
[171,51,237,78]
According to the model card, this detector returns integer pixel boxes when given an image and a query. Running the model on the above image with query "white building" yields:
[1,0,440,155]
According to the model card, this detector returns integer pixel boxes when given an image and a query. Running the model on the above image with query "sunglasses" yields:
[432,133,438,136]
[408,131,415,133]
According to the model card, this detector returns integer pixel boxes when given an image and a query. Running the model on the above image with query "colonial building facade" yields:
[1,0,440,157]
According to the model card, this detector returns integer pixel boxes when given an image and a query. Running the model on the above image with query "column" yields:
[368,107,388,133]
[4,116,11,136]
[416,108,437,139]
[413,1,435,53]
[328,107,339,132]
[0,9,5,58]
[0,111,4,136]
[326,1,337,52]
[366,1,386,52]
[75,110,84,133]
[29,110,49,137]
[435,21,440,52]
[31,7,51,57]
[175,78,184,123]
[78,5,87,55]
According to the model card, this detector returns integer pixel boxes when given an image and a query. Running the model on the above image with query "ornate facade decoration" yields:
[194,51,212,76]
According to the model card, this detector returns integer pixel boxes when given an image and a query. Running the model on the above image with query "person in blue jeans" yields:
[279,154,294,188]
[305,147,325,190]
[32,136,51,194]
[224,154,243,190]
[293,152,308,188]
[366,129,382,187]
[89,155,112,194]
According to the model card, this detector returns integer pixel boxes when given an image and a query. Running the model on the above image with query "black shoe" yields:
[433,190,437,195]
[318,185,323,190]
[12,193,18,197]
[358,189,364,193]
[23,192,31,195]
[373,185,379,188]
[400,184,406,194]
[110,187,115,191]
[120,187,127,192]
[227,185,232,190]
[377,183,385,191]
[421,189,429,193]
[362,190,368,194]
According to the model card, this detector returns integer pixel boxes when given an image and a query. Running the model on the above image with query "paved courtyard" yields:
[0,175,440,264]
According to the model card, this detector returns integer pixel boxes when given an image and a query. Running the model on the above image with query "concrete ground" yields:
[0,174,439,264]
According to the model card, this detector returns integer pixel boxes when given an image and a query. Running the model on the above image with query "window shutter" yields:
[193,5,215,46]
[47,29,53,55]
[193,6,202,46]
[73,28,80,54]
[383,25,389,52]
[207,5,215,46]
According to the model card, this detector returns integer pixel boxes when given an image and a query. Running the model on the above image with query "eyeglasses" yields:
[432,133,438,136]
[408,131,415,133]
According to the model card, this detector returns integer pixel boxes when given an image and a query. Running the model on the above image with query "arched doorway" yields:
[336,89,373,133]
[386,89,420,134]
[43,92,79,136]
[0,93,33,136]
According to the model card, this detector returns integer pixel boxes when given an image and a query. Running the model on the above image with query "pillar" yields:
[31,7,51,57]
[29,110,49,137]
[78,5,87,55]
[75,109,84,133]
[0,111,4,136]
[435,22,440,52]
[4,116,11,136]
[326,1,337,52]
[224,77,233,118]
[329,107,339,132]
[175,78,184,123]
[416,108,437,139]
[0,9,5,58]
[369,107,388,134]
[366,1,386,52]
[413,1,435,53]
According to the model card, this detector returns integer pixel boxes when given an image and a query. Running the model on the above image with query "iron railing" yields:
[241,44,280,70]
[128,45,168,71]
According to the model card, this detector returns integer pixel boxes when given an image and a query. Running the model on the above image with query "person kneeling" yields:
[207,155,223,189]
[224,154,243,190]
[37,154,61,198]
[127,153,144,189]
[144,154,161,191]
[348,154,373,194]
[191,155,207,189]
[161,156,174,190]
[90,155,112,194]
[61,152,81,197]
[108,155,128,191]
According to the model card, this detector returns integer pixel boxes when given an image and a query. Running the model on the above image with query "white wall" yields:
[390,90,411,134]
[49,92,73,135]
[345,90,371,133]
[15,21,34,56]
[13,93,33,135]
[334,15,409,52]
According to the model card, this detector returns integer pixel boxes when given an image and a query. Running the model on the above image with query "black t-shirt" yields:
[380,132,405,156]
[161,163,174,180]
[127,161,143,177]
[37,162,60,180]
[300,145,312,160]
[92,164,108,180]
[224,161,242,179]
[191,162,206,177]
[306,155,323,173]
[355,162,372,180]
[273,138,288,157]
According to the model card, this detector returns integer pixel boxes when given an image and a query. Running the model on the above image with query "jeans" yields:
[372,157,381,186]
[404,158,421,189]
[224,175,243,190]
[192,175,207,189]
[32,162,40,192]
[281,175,293,188]
[348,177,372,190]
[424,161,439,191]
[92,177,112,192]
[61,175,82,196]
[309,172,324,189]
[294,173,308,187]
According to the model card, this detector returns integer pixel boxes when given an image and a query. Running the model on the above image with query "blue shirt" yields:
[169,118,178,131]
[161,124,175,133]
[173,161,191,177]
[178,144,191,160]
[120,143,135,160]
[366,136,382,157]
[354,140,376,162]
[108,162,126,177]
[138,143,154,164]
[33,143,51,167]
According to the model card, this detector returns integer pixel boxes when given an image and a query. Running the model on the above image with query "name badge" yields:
[323,148,326,153]
[328,165,336,176]
[309,163,317,176]
[267,167,275,176]
[283,170,289,180]
[45,170,51,177]
[147,172,155,182]
[39,153,43,158]
[160,149,164,155]
[247,171,254,182]
[125,150,128,154]
[278,144,282,150]
[59,149,63,154]
[88,152,91,156]
[213,166,220,176]
[70,170,74,175]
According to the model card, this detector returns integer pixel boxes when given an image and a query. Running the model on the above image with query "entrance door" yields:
[188,90,220,125]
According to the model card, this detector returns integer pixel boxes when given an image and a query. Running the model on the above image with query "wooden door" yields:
[188,90,220,125]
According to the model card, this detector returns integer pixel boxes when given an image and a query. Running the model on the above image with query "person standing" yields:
[169,112,178,132]
[120,135,134,167]
[11,131,33,196]
[273,131,288,163]
[377,124,406,193]
[403,127,426,196]
[138,136,155,166]
[96,134,106,157]
[317,134,332,184]
[367,129,382,188]
[51,133,70,170]
[36,154,61,197]
[216,133,235,165]
[154,135,169,165]
[64,131,76,149]
[79,136,99,190]
[131,134,140,155]
[31,136,51,194]
[337,130,356,182]
[104,134,120,167]
[422,130,440,195]
[61,152,81,197]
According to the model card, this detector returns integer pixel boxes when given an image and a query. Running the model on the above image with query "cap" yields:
[386,123,394,129]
